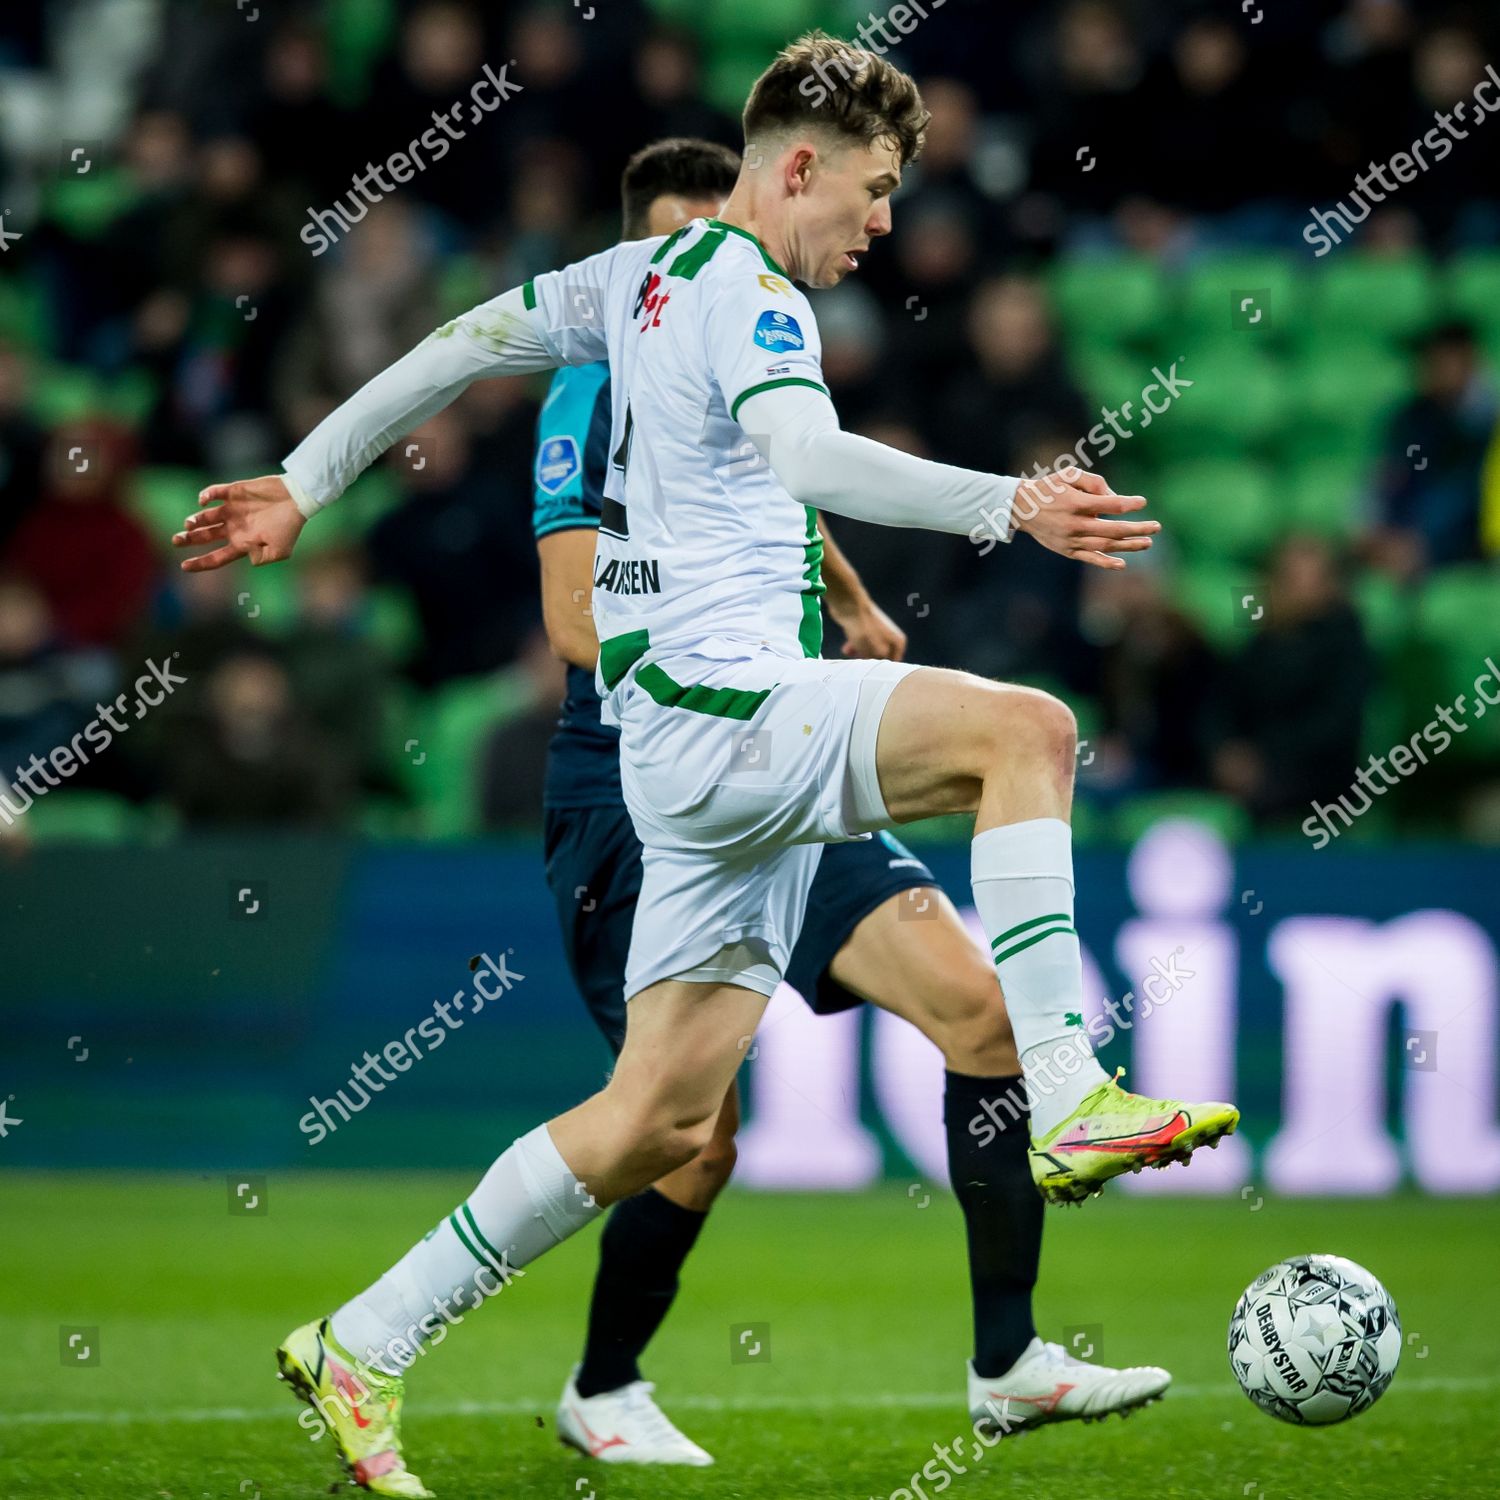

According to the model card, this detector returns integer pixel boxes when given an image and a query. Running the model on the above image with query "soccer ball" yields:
[1227,1254,1401,1425]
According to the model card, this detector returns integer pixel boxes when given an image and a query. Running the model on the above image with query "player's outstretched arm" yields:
[174,243,641,569]
[739,385,1159,571]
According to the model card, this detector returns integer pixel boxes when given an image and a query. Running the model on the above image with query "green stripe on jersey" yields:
[522,280,536,311]
[993,923,1076,967]
[599,628,651,690]
[990,912,1072,950]
[650,227,689,264]
[799,505,825,659]
[667,226,727,280]
[730,377,829,423]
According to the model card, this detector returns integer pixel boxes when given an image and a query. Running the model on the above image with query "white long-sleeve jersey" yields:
[282,217,1019,683]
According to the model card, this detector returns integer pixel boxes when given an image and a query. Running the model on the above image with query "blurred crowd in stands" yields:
[1,0,1497,844]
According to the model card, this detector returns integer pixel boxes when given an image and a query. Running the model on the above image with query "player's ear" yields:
[784,144,816,196]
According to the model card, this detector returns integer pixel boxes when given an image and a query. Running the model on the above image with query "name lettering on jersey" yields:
[633,269,670,331]
[753,309,804,352]
[593,556,662,595]
[757,273,792,296]
[535,434,581,494]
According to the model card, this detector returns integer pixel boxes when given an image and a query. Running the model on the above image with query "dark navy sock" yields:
[575,1188,709,1398]
[943,1069,1043,1378]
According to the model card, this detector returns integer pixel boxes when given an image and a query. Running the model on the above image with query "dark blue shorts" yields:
[542,804,938,1056]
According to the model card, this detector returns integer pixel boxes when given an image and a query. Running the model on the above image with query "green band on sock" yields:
[993,922,1075,967]
[989,912,1071,951]
[449,1209,498,1273]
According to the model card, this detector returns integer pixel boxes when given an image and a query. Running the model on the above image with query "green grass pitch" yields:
[3,1174,1495,1498]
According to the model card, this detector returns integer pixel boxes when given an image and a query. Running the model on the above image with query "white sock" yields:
[331,1123,600,1374]
[971,817,1110,1137]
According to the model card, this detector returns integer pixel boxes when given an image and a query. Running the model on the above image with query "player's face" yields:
[797,137,901,289]
[644,195,727,238]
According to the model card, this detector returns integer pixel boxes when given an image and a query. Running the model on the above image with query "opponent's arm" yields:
[740,384,1158,571]
[538,529,600,671]
[816,515,906,661]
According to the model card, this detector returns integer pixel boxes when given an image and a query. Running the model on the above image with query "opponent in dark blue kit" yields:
[532,139,1171,1468]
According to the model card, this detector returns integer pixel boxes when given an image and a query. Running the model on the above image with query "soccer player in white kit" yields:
[179,34,1238,1497]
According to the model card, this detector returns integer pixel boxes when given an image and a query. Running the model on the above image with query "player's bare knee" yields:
[998,687,1076,787]
[937,972,1017,1074]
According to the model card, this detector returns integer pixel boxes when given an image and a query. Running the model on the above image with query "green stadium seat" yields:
[103,367,157,427]
[1412,565,1500,756]
[1282,454,1372,539]
[1445,252,1500,336]
[1155,461,1280,562]
[129,468,203,553]
[1112,792,1251,847]
[365,586,422,663]
[40,168,139,241]
[1277,342,1410,470]
[1068,346,1144,415]
[1050,257,1169,347]
[20,791,141,844]
[325,0,398,107]
[1174,253,1306,346]
[437,255,498,323]
[0,271,54,353]
[26,364,104,426]
[1151,347,1287,458]
[697,0,849,114]
[1307,255,1440,343]
[401,674,530,837]
[1351,571,1415,659]
[1172,556,1264,650]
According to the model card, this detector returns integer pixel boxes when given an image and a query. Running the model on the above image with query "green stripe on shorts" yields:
[635,663,772,721]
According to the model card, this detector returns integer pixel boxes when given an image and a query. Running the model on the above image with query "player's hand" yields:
[835,597,908,661]
[172,474,307,572]
[1012,467,1159,571]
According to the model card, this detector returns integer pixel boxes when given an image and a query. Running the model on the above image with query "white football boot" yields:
[967,1337,1171,1436]
[557,1369,714,1466]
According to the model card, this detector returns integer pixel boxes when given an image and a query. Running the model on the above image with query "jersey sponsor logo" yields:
[535,434,581,494]
[757,273,793,295]
[632,269,655,317]
[633,269,669,330]
[593,556,661,595]
[754,310,804,352]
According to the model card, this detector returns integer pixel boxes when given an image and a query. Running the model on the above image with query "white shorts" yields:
[616,648,919,1000]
